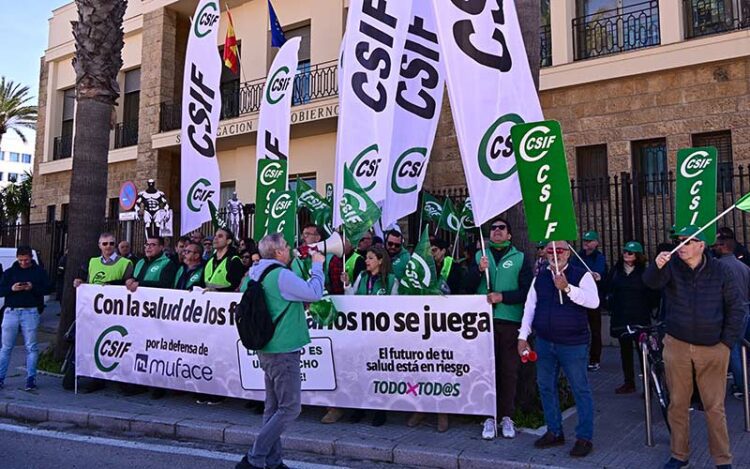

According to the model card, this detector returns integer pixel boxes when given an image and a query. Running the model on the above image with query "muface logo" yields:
[187,178,215,212]
[478,113,525,181]
[94,325,131,373]
[194,2,219,38]
[266,66,293,105]
[260,161,285,186]
[391,147,427,194]
[680,150,712,179]
[350,144,381,191]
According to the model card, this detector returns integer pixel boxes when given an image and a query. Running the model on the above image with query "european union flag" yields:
[268,0,286,47]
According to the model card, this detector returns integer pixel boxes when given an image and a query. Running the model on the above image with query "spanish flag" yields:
[223,9,239,75]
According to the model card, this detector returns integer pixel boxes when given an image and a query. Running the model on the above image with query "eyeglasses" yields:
[100,242,115,246]
[677,238,699,245]
[545,247,568,254]
[387,241,402,248]
[144,242,159,247]
[490,224,507,231]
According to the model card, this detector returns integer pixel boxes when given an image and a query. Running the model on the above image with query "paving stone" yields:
[282,432,335,455]
[223,424,258,446]
[48,408,89,426]
[7,403,49,422]
[0,401,7,417]
[88,411,135,432]
[334,437,395,462]
[175,419,228,442]
[393,444,460,468]
[129,414,180,437]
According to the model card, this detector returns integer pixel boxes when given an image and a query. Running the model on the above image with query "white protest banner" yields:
[180,0,222,235]
[76,286,495,416]
[432,0,544,226]
[333,0,412,226]
[381,0,445,227]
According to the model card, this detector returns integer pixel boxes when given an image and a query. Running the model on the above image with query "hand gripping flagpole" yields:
[478,230,491,291]
[552,240,564,305]
[669,204,736,256]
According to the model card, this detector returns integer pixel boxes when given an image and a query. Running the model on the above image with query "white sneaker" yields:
[481,417,496,440]
[501,416,516,439]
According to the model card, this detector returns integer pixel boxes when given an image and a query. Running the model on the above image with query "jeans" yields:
[535,337,594,441]
[0,308,40,382]
[729,315,750,392]
[248,351,302,468]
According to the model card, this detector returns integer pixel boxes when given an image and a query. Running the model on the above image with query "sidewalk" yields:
[2,304,749,468]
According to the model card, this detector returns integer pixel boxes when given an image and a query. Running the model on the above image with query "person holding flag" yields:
[466,217,532,440]
[343,236,366,284]
[430,238,463,295]
[385,230,410,279]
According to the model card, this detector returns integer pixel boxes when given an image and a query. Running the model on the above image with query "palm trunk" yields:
[55,0,127,360]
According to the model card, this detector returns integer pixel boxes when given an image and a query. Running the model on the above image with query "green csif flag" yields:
[266,190,297,247]
[738,192,750,212]
[296,177,332,228]
[438,197,461,233]
[459,197,476,230]
[254,159,288,240]
[399,226,440,295]
[340,165,381,244]
[511,120,578,242]
[422,192,442,222]
[675,147,717,244]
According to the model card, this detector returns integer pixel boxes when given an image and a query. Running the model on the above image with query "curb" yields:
[0,401,566,469]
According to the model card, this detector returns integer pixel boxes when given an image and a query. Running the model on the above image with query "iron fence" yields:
[684,0,750,38]
[573,0,660,60]
[159,60,339,132]
[53,134,72,160]
[540,24,552,67]
[113,120,139,149]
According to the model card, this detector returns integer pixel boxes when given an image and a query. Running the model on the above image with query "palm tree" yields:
[56,0,128,359]
[0,77,37,148]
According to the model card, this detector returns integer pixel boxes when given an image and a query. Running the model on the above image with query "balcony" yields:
[540,24,552,67]
[113,120,139,149]
[573,0,660,60]
[160,60,339,132]
[684,0,750,39]
[53,134,72,160]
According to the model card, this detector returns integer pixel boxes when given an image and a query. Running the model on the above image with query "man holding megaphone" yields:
[291,224,345,294]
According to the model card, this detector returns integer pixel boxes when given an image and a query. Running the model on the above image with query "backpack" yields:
[235,264,291,350]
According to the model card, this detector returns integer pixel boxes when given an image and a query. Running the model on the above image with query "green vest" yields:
[261,266,311,353]
[345,252,362,281]
[134,254,171,283]
[173,265,204,290]
[391,248,411,279]
[355,272,397,296]
[204,254,240,288]
[476,246,524,322]
[239,275,251,293]
[440,256,454,283]
[87,256,131,285]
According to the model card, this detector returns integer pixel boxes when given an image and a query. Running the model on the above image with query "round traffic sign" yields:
[119,181,137,212]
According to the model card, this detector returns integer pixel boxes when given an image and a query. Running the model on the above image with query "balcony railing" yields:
[113,120,139,149]
[573,0,660,60]
[53,134,72,160]
[684,0,750,38]
[160,60,339,132]
[540,24,552,67]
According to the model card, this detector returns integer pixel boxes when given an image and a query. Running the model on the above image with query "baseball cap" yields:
[675,225,706,242]
[582,230,599,241]
[623,241,643,253]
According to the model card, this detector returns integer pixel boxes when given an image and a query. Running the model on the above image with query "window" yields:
[692,130,733,193]
[47,205,56,224]
[0,151,4,160]
[108,197,119,219]
[288,174,317,192]
[7,173,18,183]
[55,88,75,160]
[21,153,31,164]
[632,138,668,195]
[220,181,237,209]
[685,0,750,38]
[574,0,660,59]
[0,173,4,181]
[218,45,241,119]
[9,152,19,162]
[117,68,141,148]
[576,145,609,200]
[540,0,552,67]
[267,23,312,104]
[61,204,69,224]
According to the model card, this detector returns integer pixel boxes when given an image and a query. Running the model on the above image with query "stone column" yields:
[551,0,576,66]
[659,0,684,45]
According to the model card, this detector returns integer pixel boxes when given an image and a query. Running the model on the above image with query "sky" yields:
[0,1,69,146]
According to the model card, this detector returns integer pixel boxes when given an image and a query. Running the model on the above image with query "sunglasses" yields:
[490,224,507,231]
[100,242,115,246]
[387,242,402,248]
[545,247,568,254]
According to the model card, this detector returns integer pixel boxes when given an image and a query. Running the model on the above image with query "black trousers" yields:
[618,336,643,385]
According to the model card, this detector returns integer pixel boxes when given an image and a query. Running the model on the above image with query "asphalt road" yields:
[0,421,358,469]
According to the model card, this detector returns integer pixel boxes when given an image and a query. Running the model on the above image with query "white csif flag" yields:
[381,0,445,227]
[332,0,412,227]
[432,0,544,226]
[180,0,223,235]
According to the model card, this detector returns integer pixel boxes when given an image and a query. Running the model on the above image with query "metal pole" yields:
[642,341,654,446]
[742,342,750,432]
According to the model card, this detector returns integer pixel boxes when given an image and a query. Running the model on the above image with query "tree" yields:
[3,171,33,224]
[0,77,37,148]
[56,0,128,359]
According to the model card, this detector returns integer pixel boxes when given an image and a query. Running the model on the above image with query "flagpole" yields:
[478,230,491,290]
[552,240,563,305]
[569,244,594,275]
[342,225,347,284]
[418,194,424,235]
[224,4,248,83]
[669,204,736,255]
[452,229,460,259]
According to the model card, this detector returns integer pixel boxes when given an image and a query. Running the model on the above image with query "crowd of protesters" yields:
[0,216,747,469]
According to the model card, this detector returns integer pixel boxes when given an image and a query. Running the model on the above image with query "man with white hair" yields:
[237,233,325,469]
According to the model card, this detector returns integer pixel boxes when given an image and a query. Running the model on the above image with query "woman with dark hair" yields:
[606,241,657,394]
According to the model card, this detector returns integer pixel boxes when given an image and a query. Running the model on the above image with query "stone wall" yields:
[30,57,49,223]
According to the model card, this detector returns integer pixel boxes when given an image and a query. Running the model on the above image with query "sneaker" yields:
[437,414,449,433]
[235,455,262,469]
[569,439,593,457]
[406,412,425,428]
[205,396,225,406]
[195,397,207,405]
[481,418,496,440]
[534,431,565,448]
[663,457,689,468]
[371,410,387,427]
[321,408,344,424]
[615,383,636,394]
[500,416,516,439]
[587,363,600,372]
[25,378,37,392]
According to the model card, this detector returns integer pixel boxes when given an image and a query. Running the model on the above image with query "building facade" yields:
[0,134,34,188]
[32,0,750,253]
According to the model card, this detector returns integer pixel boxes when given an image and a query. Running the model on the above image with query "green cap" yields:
[582,230,599,241]
[675,225,706,242]
[536,240,547,248]
[623,241,643,253]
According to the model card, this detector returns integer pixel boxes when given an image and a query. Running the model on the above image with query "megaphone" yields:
[297,232,344,258]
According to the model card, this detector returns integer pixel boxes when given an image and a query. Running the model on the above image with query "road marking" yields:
[0,422,347,469]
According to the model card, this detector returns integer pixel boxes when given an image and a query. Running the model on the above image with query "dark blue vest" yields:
[532,264,590,345]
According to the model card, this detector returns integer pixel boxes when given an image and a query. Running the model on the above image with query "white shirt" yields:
[518,264,600,341]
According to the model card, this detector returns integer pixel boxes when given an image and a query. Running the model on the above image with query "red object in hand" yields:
[521,349,538,363]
